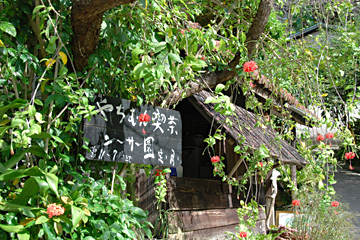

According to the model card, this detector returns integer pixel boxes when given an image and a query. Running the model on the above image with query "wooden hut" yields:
[137,89,308,239]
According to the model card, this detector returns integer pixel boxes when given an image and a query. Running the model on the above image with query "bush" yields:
[291,190,357,240]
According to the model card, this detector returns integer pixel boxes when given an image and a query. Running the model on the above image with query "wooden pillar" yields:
[291,127,297,200]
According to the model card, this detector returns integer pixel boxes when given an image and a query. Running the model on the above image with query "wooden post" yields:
[291,128,297,200]
[265,168,281,230]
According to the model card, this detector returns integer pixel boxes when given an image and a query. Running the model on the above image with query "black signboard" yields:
[83,96,182,167]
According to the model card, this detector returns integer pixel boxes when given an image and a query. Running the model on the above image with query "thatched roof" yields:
[190,90,307,168]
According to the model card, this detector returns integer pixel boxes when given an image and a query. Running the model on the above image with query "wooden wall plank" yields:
[168,208,239,232]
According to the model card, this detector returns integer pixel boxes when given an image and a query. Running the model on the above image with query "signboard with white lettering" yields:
[83,96,182,167]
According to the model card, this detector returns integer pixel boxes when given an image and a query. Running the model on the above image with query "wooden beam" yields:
[228,157,244,177]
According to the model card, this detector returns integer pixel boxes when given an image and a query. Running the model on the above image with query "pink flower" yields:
[211,156,220,163]
[249,82,257,87]
[47,203,65,218]
[325,132,334,139]
[292,199,300,206]
[243,61,258,73]
[239,231,248,238]
[139,113,151,122]
[316,134,324,141]
[331,201,339,207]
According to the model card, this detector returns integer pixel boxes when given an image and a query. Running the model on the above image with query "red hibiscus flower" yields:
[292,199,300,206]
[139,113,151,122]
[211,156,220,163]
[257,162,263,168]
[316,134,324,141]
[243,61,258,73]
[239,231,248,238]
[345,152,356,160]
[331,201,339,207]
[325,132,334,139]
[154,169,165,177]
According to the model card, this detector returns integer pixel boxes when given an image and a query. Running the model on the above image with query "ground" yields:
[334,165,360,239]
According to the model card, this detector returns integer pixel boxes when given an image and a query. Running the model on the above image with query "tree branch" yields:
[164,0,273,106]
[71,0,136,71]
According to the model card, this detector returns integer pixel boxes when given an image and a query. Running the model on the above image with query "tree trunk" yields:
[71,0,136,72]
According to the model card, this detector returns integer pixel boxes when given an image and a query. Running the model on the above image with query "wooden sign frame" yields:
[83,95,182,167]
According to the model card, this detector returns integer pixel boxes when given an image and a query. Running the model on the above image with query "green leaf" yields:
[30,132,51,139]
[215,84,225,94]
[0,163,6,173]
[51,135,64,144]
[219,39,226,52]
[17,232,30,240]
[28,145,46,158]
[71,205,84,231]
[0,99,27,118]
[32,5,46,15]
[154,42,167,53]
[3,150,27,170]
[168,53,183,63]
[27,124,42,136]
[45,36,57,54]
[33,177,49,196]
[12,177,40,205]
[131,48,145,62]
[0,126,10,138]
[133,63,146,79]
[0,21,17,37]
[0,223,23,233]
[42,222,56,239]
[0,166,44,181]
[258,144,270,158]
[0,202,39,211]
[35,216,49,225]
[45,173,59,198]
[11,119,26,127]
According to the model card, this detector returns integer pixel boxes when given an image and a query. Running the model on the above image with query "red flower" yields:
[325,132,334,139]
[47,203,65,218]
[316,134,324,141]
[201,55,206,60]
[345,152,356,160]
[292,199,300,206]
[211,156,220,163]
[239,231,248,238]
[154,169,164,176]
[249,82,257,87]
[243,61,258,73]
[331,201,339,207]
[139,113,151,122]
[257,162,263,168]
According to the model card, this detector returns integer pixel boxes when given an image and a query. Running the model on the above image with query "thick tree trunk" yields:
[164,0,273,106]
[71,0,135,71]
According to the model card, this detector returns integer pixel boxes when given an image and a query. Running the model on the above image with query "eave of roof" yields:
[191,90,307,168]
[247,71,319,124]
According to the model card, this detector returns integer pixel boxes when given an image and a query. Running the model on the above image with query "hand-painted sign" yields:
[83,95,182,167]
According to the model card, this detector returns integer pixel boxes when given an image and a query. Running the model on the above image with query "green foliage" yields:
[291,190,356,239]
